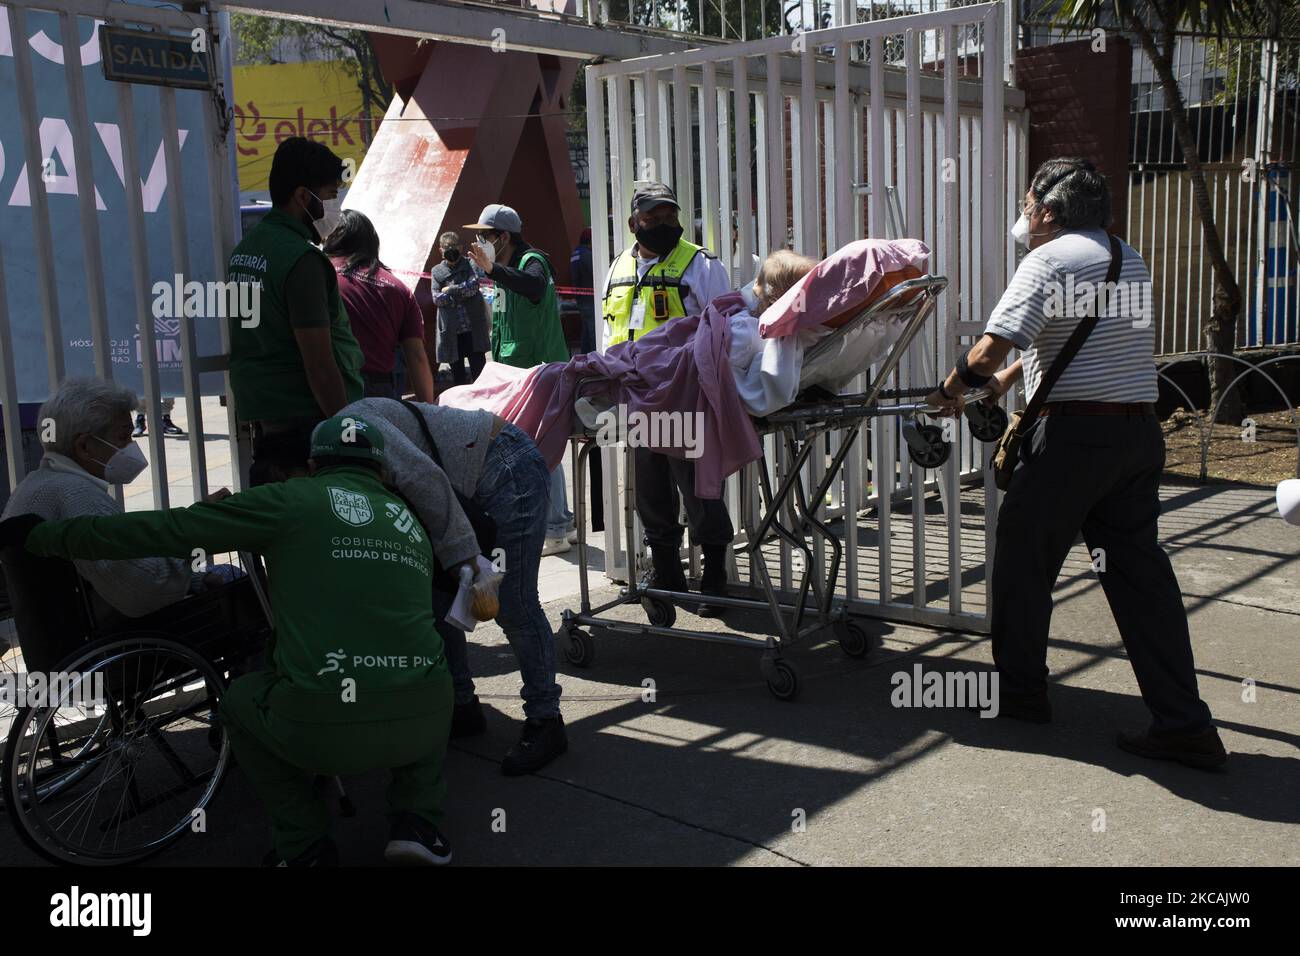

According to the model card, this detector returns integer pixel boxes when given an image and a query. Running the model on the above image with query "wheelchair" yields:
[0,545,271,865]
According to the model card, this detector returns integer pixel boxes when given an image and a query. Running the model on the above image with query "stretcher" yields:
[555,275,1007,700]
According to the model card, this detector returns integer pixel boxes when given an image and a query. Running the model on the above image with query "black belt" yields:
[1040,401,1155,417]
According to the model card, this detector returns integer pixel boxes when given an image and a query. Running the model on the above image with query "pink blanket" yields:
[759,238,931,338]
[440,293,761,499]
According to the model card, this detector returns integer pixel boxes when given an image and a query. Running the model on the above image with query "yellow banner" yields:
[232,61,376,194]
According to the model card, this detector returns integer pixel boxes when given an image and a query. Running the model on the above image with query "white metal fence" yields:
[586,0,1023,631]
[0,0,240,505]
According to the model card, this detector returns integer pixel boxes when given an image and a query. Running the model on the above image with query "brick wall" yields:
[1016,37,1132,239]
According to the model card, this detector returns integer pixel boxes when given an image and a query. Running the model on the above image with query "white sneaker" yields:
[567,528,580,544]
[541,536,571,556]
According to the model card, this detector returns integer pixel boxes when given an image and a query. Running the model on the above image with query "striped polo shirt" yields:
[985,228,1157,404]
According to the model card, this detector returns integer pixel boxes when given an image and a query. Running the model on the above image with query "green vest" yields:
[227,208,364,423]
[602,239,709,346]
[490,249,569,368]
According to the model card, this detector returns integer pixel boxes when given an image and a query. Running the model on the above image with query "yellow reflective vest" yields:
[602,239,714,346]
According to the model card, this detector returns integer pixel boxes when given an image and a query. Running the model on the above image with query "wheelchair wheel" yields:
[906,423,951,468]
[562,628,595,668]
[964,401,1010,443]
[835,620,872,659]
[641,596,677,629]
[3,634,231,866]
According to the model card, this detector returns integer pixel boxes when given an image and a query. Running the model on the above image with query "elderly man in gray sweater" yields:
[340,396,566,776]
[1,379,235,661]
[1,379,217,611]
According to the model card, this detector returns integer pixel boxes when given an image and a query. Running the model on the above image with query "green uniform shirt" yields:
[227,208,365,423]
[26,466,441,722]
[491,249,569,368]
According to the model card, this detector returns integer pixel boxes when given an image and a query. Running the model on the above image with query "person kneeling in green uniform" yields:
[1,415,454,867]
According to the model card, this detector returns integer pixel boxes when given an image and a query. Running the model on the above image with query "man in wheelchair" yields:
[0,378,246,673]
[1,414,455,867]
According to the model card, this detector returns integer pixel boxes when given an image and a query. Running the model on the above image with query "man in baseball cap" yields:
[599,180,734,616]
[463,203,576,555]
[309,412,386,468]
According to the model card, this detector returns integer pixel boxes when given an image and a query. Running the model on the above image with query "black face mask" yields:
[635,223,683,257]
[445,248,460,262]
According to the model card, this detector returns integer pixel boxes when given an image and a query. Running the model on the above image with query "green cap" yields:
[310,414,385,464]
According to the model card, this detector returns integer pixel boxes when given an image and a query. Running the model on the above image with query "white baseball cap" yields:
[1277,479,1300,526]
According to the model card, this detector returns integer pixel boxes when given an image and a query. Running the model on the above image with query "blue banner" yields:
[0,7,227,404]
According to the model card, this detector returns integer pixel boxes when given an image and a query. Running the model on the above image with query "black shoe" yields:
[501,715,567,776]
[262,836,339,867]
[161,415,185,436]
[450,695,487,738]
[972,689,1052,723]
[131,414,145,438]
[1117,725,1227,770]
[646,545,688,594]
[697,545,729,618]
[384,811,453,865]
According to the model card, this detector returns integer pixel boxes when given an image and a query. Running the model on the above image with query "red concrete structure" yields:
[1016,37,1133,239]
[343,35,585,289]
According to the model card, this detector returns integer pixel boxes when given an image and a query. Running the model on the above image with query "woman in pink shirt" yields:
[324,210,435,402]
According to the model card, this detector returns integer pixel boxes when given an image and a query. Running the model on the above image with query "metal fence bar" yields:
[8,3,65,391]
[114,81,168,510]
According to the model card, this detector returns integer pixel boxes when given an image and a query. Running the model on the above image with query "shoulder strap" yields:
[399,400,445,471]
[1019,234,1123,429]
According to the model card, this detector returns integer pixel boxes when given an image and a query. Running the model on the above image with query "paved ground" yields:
[1,458,1295,865]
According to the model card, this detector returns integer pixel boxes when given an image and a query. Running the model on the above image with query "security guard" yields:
[600,182,733,615]
[7,415,456,865]
[602,182,730,348]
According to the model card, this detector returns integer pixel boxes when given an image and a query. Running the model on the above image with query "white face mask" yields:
[475,236,496,265]
[92,435,148,485]
[740,283,761,314]
[1010,213,1031,247]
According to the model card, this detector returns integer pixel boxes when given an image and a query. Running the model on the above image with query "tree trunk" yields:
[1127,10,1244,424]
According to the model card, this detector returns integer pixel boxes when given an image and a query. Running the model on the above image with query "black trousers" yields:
[449,332,487,385]
[990,412,1212,734]
[634,447,734,550]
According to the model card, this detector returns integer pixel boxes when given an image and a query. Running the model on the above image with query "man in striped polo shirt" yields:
[926,158,1225,769]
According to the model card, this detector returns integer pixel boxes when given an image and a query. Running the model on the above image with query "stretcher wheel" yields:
[764,660,800,701]
[907,423,951,468]
[563,628,595,668]
[835,620,871,659]
[964,401,1009,443]
[642,597,676,629]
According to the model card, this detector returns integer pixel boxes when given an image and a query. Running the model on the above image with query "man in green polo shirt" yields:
[4,415,455,866]
[228,137,365,485]
[464,203,575,554]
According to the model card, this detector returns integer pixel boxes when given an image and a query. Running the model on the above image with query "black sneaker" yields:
[1117,725,1227,770]
[161,415,185,436]
[384,811,453,866]
[501,716,567,776]
[970,689,1052,723]
[450,695,487,738]
[261,836,339,867]
[131,414,146,438]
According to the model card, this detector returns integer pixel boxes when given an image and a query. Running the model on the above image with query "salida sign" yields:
[99,25,214,91]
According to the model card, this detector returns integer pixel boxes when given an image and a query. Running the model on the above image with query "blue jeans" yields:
[436,425,561,720]
[547,463,574,538]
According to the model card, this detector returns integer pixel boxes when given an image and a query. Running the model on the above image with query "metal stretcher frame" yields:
[556,275,990,701]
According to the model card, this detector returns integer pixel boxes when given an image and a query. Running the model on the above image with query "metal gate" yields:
[0,0,239,505]
[585,1,1024,632]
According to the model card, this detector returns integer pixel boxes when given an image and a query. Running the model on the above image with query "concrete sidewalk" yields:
[2,479,1293,866]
